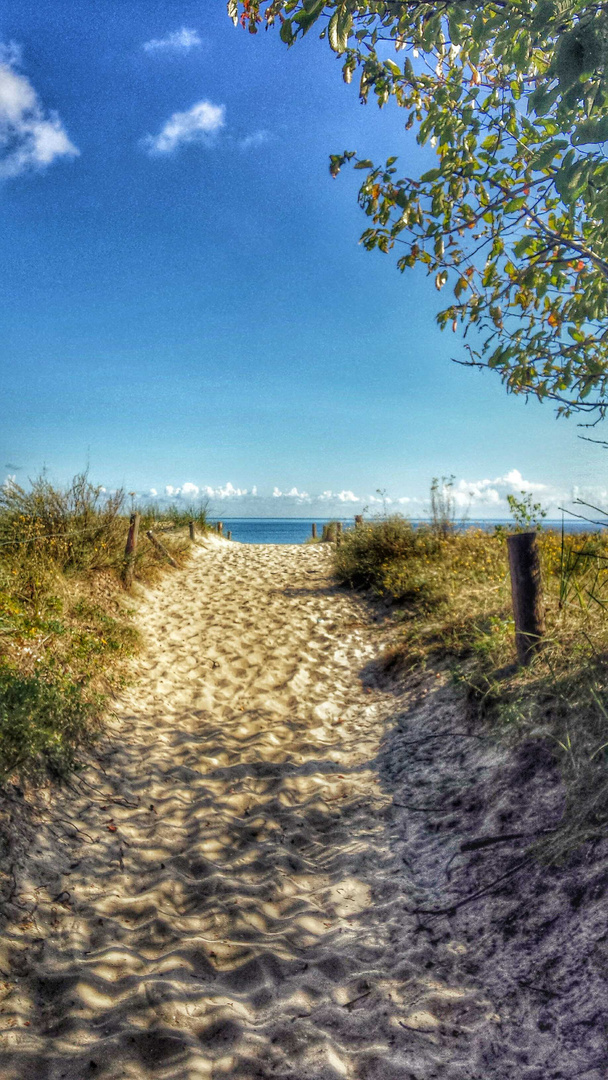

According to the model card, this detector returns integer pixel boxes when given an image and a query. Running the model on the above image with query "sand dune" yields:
[0,539,605,1078]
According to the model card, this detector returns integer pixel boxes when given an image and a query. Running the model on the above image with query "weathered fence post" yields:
[354,514,363,526]
[507,531,545,666]
[336,521,342,537]
[189,520,195,542]
[146,529,178,568]
[123,511,140,587]
[311,523,317,539]
[216,521,223,536]
[227,530,232,541]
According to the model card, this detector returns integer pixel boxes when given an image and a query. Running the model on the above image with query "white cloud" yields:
[502,468,547,493]
[239,129,271,151]
[164,481,249,500]
[149,488,158,497]
[143,28,202,53]
[215,482,248,499]
[449,469,550,511]
[0,49,79,178]
[336,490,360,502]
[142,100,225,156]
[272,486,311,501]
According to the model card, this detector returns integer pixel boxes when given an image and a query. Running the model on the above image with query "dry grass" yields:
[335,515,608,858]
[0,473,203,784]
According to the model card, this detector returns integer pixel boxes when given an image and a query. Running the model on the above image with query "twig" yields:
[405,858,531,917]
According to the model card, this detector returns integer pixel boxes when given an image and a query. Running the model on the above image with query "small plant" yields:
[430,475,456,537]
[507,491,547,531]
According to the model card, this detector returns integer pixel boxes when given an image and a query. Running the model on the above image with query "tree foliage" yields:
[230,0,608,417]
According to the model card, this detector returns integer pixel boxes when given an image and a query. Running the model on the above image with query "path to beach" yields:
[1,540,603,1079]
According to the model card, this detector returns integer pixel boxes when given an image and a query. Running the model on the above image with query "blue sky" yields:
[1,2,606,518]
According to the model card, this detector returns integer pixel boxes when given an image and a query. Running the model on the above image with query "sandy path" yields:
[4,540,600,1079]
[0,541,491,1079]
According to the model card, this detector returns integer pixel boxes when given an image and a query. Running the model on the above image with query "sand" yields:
[0,539,606,1079]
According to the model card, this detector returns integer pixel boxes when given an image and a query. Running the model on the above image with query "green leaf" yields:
[294,0,326,35]
[572,116,608,146]
[279,18,294,45]
[527,140,568,171]
[328,8,352,53]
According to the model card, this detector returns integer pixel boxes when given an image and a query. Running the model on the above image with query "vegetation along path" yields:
[0,540,606,1078]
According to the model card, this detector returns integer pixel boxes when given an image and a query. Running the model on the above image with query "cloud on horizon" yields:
[141,100,225,156]
[0,44,79,179]
[136,470,592,519]
[142,28,202,54]
[449,469,549,510]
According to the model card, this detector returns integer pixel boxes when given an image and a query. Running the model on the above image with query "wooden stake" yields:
[227,530,232,540]
[217,521,223,536]
[354,514,363,526]
[146,529,178,568]
[189,520,195,541]
[122,511,140,587]
[507,531,545,665]
[311,523,317,539]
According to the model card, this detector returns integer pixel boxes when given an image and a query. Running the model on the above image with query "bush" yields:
[0,663,102,782]
[335,515,441,595]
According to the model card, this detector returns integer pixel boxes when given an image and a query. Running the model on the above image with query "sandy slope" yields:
[0,539,606,1079]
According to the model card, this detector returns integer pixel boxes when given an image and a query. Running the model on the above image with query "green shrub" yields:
[0,663,102,782]
[334,515,440,595]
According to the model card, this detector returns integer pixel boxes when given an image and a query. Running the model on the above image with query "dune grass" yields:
[0,473,203,784]
[335,514,608,858]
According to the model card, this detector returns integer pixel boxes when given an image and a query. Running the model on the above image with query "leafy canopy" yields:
[231,1,608,418]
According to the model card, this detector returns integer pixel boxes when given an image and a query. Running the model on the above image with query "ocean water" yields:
[212,518,593,545]
[214,519,348,545]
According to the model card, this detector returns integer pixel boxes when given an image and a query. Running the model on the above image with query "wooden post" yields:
[227,530,232,540]
[123,511,140,587]
[321,524,328,542]
[311,523,317,539]
[354,514,363,526]
[146,529,178,568]
[189,520,195,541]
[216,521,223,536]
[507,531,545,665]
[336,521,342,536]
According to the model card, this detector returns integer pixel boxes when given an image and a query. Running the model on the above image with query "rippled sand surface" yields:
[3,538,602,1079]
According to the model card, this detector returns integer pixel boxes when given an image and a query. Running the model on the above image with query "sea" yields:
[212,518,595,545]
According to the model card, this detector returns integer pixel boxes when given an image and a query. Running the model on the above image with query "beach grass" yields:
[0,473,203,784]
[335,514,608,858]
